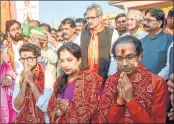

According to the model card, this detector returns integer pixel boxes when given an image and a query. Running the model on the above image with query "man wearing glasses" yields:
[12,43,54,123]
[80,4,119,81]
[141,8,173,77]
[98,35,168,123]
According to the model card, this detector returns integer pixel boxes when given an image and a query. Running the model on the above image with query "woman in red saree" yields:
[48,42,103,123]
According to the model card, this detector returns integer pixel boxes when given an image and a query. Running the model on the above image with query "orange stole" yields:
[7,39,28,69]
[88,24,105,73]
[1,1,11,33]
[14,64,45,123]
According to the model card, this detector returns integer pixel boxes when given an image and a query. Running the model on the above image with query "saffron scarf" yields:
[7,39,28,69]
[88,24,105,73]
[14,64,45,123]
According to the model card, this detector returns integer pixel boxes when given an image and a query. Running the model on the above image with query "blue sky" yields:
[39,1,124,29]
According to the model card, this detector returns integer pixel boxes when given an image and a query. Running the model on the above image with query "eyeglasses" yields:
[19,56,37,63]
[116,54,137,62]
[143,19,158,23]
[85,16,100,21]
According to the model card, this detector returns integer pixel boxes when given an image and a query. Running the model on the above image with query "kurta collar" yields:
[147,29,164,40]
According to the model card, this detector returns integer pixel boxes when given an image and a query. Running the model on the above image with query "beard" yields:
[26,63,37,71]
[10,33,23,41]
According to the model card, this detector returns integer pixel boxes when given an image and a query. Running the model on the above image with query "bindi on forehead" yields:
[121,49,125,56]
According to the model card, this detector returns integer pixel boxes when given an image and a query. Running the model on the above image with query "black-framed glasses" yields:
[19,56,37,63]
[143,18,158,23]
[85,15,100,21]
[116,54,137,62]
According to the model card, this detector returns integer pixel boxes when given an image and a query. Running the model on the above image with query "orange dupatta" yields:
[7,39,28,69]
[88,24,105,73]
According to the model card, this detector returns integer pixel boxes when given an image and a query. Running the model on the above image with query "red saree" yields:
[48,70,103,123]
[14,64,45,123]
[98,64,168,123]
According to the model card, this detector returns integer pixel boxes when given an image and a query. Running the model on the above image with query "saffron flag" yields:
[1,1,11,33]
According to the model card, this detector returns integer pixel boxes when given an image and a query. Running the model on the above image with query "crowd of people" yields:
[0,3,173,123]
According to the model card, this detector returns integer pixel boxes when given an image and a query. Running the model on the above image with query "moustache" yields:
[15,33,22,37]
[143,25,150,28]
[120,67,132,72]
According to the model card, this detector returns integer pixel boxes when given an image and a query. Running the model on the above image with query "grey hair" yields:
[86,3,103,17]
[127,9,144,21]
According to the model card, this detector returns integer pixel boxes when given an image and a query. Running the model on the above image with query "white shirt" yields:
[73,32,81,46]
[121,28,148,40]
[158,42,173,80]
[12,69,55,123]
[107,29,119,76]
[12,41,24,76]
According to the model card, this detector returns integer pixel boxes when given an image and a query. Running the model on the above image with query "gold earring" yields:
[78,64,81,70]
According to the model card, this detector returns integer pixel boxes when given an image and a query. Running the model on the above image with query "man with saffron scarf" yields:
[80,4,119,81]
[12,43,54,123]
[5,20,28,76]
[98,35,168,123]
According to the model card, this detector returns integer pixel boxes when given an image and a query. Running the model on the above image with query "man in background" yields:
[115,13,127,36]
[75,18,86,35]
[122,9,148,39]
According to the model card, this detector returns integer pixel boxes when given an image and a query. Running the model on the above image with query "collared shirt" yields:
[63,33,80,45]
[121,28,148,39]
[141,30,173,74]
[12,69,55,123]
